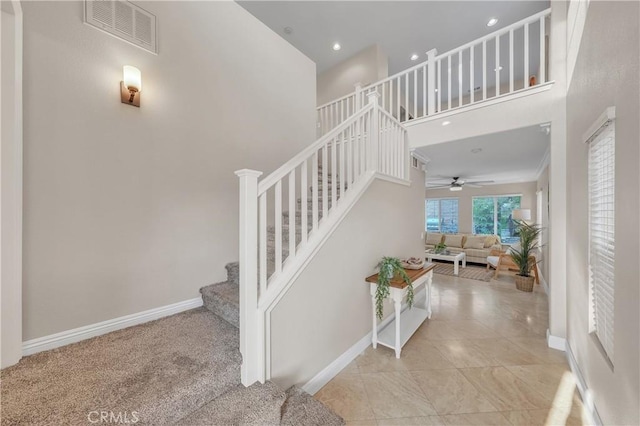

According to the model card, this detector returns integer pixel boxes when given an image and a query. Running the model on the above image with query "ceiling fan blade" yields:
[465,180,494,185]
[426,185,452,189]
[465,184,483,188]
[426,179,454,183]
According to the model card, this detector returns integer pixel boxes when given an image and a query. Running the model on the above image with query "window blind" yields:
[588,123,615,362]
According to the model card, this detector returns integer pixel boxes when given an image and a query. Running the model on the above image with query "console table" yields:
[365,263,435,358]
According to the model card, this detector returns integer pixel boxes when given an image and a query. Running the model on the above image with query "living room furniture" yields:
[486,249,540,284]
[424,233,502,264]
[425,251,466,275]
[365,264,435,358]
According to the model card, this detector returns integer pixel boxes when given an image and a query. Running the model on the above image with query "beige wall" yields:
[270,168,425,388]
[565,2,639,424]
[21,1,316,341]
[536,166,549,281]
[425,181,538,236]
[317,44,388,106]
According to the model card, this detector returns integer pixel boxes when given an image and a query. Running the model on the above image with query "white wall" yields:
[21,1,316,341]
[1,0,23,368]
[317,44,388,106]
[536,166,549,281]
[565,2,639,424]
[425,181,538,236]
[269,168,424,388]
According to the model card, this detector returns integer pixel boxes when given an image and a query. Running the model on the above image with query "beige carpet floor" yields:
[0,308,241,425]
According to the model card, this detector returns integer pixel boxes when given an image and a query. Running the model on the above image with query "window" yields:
[587,111,615,363]
[472,195,522,243]
[425,198,458,233]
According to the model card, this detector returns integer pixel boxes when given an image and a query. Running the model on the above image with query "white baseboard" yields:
[547,329,567,352]
[565,342,602,426]
[302,288,424,395]
[22,297,203,356]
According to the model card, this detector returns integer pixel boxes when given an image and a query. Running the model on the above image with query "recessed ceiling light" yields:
[332,43,341,51]
[435,88,439,92]
[442,121,451,126]
[494,66,503,71]
[471,148,483,154]
[487,17,498,27]
[410,53,419,61]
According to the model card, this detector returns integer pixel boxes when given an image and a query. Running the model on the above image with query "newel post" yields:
[426,49,438,116]
[367,92,380,172]
[354,82,363,111]
[234,168,263,386]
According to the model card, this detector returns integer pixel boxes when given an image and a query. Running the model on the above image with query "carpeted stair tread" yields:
[200,281,240,328]
[0,308,241,425]
[176,381,285,425]
[226,261,240,286]
[280,386,345,426]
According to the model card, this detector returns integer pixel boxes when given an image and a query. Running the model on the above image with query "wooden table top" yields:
[365,263,435,289]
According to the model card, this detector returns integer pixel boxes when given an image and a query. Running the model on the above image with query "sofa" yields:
[425,233,502,265]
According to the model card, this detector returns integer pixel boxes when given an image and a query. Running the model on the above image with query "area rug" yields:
[431,262,495,282]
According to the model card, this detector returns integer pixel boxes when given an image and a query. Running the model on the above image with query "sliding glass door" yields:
[472,195,522,243]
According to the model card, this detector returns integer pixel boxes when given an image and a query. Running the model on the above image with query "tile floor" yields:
[316,270,588,426]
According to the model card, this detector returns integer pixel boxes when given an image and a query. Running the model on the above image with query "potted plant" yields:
[510,221,542,292]
[374,257,414,319]
[434,242,447,254]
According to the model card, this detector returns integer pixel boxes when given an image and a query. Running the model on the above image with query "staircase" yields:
[201,164,341,328]
[195,260,344,425]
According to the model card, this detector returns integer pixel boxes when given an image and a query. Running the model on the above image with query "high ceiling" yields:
[416,125,550,187]
[238,1,550,75]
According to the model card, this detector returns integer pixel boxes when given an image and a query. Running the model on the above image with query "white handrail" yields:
[316,91,358,110]
[316,8,552,131]
[261,103,374,194]
[434,8,550,60]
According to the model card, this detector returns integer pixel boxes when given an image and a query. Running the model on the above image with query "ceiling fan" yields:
[426,176,494,191]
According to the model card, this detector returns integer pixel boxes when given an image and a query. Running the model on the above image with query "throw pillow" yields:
[426,233,443,245]
[465,235,485,249]
[444,234,464,248]
[484,235,497,248]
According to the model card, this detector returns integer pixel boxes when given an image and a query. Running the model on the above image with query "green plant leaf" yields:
[374,257,414,320]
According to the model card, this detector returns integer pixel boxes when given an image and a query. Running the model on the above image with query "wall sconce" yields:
[121,66,142,107]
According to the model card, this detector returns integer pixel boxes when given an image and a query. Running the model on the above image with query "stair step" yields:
[297,198,335,210]
[200,281,239,328]
[225,261,239,286]
[282,209,324,225]
[281,386,345,425]
[176,381,286,425]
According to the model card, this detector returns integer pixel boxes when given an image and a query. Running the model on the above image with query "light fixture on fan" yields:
[121,66,142,107]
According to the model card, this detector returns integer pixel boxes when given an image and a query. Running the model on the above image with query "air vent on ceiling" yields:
[85,0,157,54]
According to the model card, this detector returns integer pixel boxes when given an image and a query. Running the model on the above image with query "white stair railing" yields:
[236,93,408,385]
[317,8,551,134]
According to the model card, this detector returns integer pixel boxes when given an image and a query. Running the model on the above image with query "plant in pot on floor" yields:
[375,257,414,319]
[510,221,542,292]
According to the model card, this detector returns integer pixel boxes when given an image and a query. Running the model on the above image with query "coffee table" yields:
[425,251,466,275]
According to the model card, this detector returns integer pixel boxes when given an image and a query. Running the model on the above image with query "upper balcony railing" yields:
[317,8,551,134]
